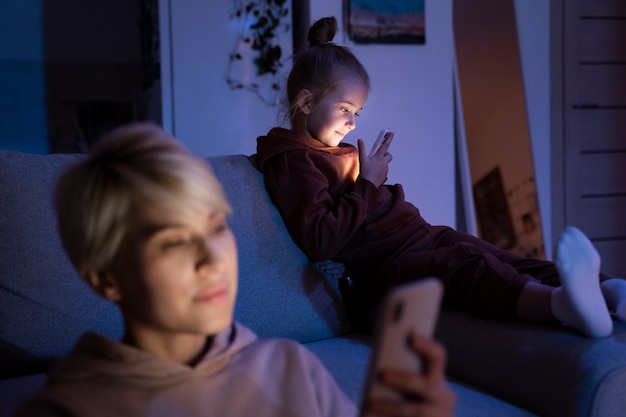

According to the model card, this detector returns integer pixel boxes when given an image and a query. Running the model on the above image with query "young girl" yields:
[16,123,456,417]
[256,16,626,338]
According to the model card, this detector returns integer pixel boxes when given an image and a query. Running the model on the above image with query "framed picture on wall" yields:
[343,0,425,44]
[472,166,517,250]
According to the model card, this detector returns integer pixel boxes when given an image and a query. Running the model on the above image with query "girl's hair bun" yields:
[307,16,337,47]
[285,16,370,133]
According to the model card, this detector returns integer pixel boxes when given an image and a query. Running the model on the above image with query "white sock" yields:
[601,278,626,321]
[551,226,612,338]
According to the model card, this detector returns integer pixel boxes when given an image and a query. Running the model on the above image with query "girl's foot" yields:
[551,226,612,338]
[601,278,626,321]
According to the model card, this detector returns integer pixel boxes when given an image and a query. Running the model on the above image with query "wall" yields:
[0,0,550,247]
[161,0,456,227]
[43,0,146,152]
[160,0,292,157]
[0,0,149,153]
[0,1,48,153]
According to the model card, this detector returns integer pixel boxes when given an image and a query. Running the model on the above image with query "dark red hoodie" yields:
[256,127,432,280]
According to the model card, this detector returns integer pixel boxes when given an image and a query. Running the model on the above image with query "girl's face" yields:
[110,204,238,362]
[303,78,368,147]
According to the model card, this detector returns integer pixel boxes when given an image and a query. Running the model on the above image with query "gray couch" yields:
[2,150,626,417]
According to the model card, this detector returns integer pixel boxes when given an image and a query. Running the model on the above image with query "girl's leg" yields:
[433,226,560,285]
[436,225,626,328]
[376,226,617,337]
[515,281,553,322]
[518,226,612,338]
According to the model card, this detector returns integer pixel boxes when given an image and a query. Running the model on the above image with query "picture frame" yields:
[343,0,426,44]
[472,166,517,250]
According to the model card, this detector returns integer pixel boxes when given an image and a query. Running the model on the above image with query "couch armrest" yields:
[436,309,626,417]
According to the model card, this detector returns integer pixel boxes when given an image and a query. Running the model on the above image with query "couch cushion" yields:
[209,155,351,342]
[305,335,537,417]
[0,151,123,378]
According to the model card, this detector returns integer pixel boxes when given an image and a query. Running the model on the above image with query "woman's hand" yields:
[364,334,457,417]
[358,138,393,188]
[316,260,347,280]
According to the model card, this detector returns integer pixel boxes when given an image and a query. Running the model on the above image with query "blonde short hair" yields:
[55,122,231,277]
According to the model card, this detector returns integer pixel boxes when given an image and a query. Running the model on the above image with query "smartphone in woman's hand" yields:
[360,278,443,415]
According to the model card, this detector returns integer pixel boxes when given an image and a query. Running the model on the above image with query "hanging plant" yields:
[226,0,290,106]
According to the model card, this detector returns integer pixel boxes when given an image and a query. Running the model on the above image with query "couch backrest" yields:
[210,155,350,340]
[0,151,123,379]
[0,151,350,379]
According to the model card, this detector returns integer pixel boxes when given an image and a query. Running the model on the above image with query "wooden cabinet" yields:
[552,0,626,276]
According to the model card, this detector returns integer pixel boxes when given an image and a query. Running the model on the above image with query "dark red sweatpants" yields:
[352,226,608,320]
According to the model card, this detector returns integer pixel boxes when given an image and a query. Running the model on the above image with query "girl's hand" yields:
[316,260,347,280]
[364,334,457,417]
[358,138,393,188]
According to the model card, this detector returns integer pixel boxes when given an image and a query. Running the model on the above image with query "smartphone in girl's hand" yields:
[368,129,395,158]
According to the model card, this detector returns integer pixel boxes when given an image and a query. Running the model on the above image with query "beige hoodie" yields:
[15,322,357,417]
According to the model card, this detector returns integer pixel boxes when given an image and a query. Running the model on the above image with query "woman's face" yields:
[303,78,369,147]
[109,204,238,361]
